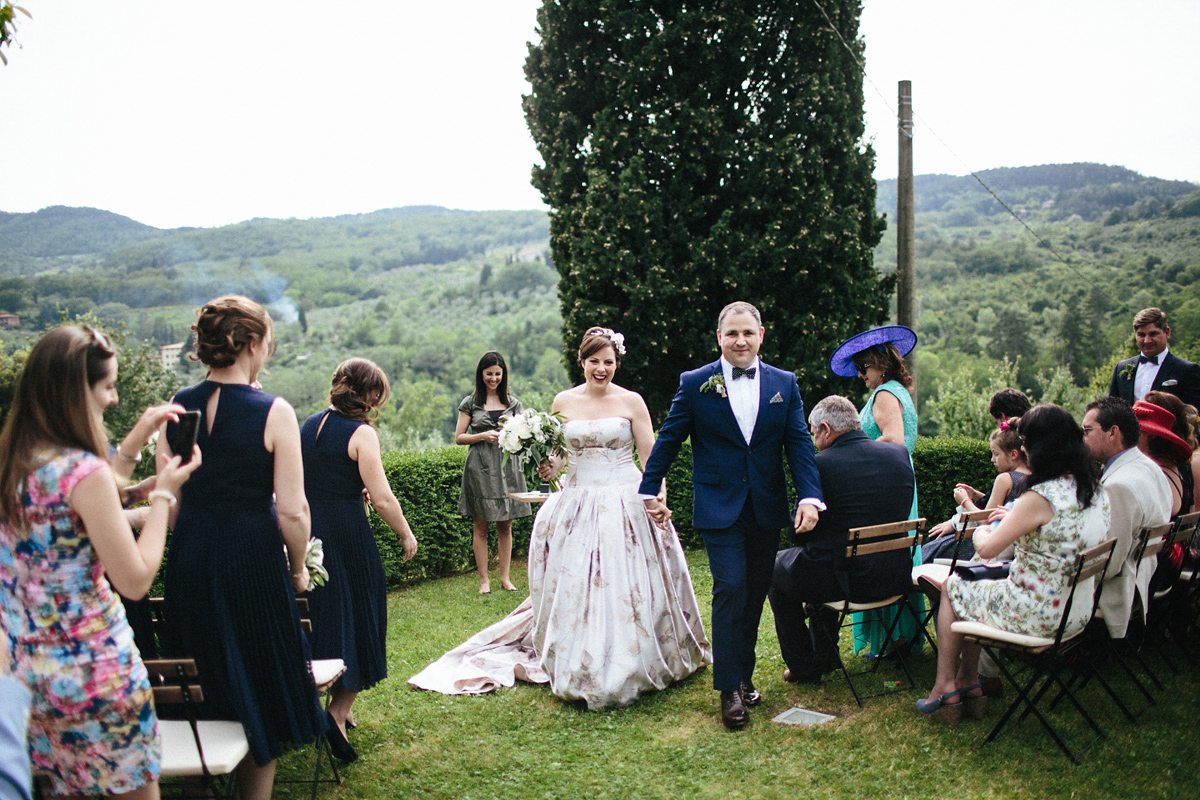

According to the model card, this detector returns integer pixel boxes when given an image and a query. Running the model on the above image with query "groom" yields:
[640,301,824,730]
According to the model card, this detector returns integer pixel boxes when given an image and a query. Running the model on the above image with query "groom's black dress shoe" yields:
[721,690,749,730]
[739,680,761,707]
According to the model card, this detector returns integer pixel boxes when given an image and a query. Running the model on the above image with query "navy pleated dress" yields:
[162,381,326,766]
[300,410,388,694]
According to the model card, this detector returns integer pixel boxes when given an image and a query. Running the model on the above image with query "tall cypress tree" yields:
[524,0,891,419]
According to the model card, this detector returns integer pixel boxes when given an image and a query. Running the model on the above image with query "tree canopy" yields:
[524,0,890,418]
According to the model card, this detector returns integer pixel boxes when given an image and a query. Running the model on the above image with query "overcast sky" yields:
[2,1,1197,229]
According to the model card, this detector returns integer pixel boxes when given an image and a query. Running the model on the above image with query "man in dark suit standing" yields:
[768,395,915,683]
[640,301,823,730]
[1108,307,1200,409]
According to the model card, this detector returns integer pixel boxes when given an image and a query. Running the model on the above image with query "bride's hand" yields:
[643,497,672,528]
[537,454,561,479]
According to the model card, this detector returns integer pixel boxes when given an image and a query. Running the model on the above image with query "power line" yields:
[811,0,1083,279]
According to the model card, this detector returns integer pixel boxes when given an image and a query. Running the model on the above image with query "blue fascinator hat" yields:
[829,325,917,378]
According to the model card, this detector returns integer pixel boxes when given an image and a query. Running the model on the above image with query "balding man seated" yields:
[768,395,916,683]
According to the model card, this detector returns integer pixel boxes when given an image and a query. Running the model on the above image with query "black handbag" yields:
[953,561,1011,581]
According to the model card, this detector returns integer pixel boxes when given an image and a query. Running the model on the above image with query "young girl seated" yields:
[922,423,1030,564]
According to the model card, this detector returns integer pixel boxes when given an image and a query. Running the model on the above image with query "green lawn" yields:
[273,550,1199,799]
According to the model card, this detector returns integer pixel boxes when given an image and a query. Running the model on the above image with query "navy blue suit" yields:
[768,430,915,676]
[1108,350,1200,410]
[639,359,822,692]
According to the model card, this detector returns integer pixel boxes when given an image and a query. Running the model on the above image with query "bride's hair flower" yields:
[585,326,626,356]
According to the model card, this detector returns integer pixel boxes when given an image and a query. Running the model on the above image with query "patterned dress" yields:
[411,417,712,709]
[0,448,160,796]
[947,475,1110,638]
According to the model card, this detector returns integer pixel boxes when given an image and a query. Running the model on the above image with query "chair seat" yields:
[951,620,1058,650]
[312,658,347,692]
[823,595,903,612]
[912,563,950,585]
[159,720,249,777]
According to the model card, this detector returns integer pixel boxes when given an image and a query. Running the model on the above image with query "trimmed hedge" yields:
[370,436,994,588]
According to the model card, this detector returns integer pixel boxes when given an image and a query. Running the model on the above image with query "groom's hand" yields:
[643,497,672,528]
[793,503,819,534]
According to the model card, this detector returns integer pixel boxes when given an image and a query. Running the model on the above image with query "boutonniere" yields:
[1120,361,1137,381]
[700,373,727,398]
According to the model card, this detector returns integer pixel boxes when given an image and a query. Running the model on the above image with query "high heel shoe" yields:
[915,690,963,724]
[958,683,988,720]
[324,712,358,762]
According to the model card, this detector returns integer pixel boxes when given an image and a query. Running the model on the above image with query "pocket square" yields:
[769,392,784,404]
[1162,379,1179,387]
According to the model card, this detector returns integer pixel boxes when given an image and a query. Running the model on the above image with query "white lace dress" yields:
[409,417,711,709]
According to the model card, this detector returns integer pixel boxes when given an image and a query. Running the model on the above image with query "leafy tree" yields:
[0,1,29,65]
[524,0,889,418]
[986,308,1038,388]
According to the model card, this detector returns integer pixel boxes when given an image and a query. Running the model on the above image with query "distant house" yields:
[0,314,18,330]
[516,247,543,262]
[159,342,186,370]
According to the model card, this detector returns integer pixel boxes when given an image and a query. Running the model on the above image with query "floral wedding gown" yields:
[409,417,711,709]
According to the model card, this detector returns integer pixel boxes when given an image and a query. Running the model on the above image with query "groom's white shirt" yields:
[721,355,760,444]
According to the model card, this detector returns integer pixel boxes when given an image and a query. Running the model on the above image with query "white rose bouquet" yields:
[499,407,567,491]
[305,537,329,587]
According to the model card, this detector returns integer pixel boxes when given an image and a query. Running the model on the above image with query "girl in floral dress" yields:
[0,325,199,798]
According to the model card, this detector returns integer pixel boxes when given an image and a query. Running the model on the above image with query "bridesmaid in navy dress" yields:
[159,295,326,800]
[301,358,417,761]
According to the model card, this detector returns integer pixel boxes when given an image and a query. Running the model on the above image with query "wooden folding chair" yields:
[818,517,926,707]
[1143,512,1200,673]
[911,509,993,654]
[1066,523,1172,722]
[951,538,1117,764]
[1174,513,1200,650]
[274,597,347,800]
[144,658,250,800]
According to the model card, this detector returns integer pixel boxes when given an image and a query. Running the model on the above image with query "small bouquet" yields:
[498,407,567,491]
[305,538,329,587]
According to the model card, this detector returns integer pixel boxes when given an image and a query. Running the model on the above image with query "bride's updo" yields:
[192,295,272,368]
[579,326,626,365]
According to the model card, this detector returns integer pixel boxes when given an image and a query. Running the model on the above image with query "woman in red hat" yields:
[1133,398,1193,519]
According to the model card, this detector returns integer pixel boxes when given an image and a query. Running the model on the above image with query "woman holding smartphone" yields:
[0,325,199,798]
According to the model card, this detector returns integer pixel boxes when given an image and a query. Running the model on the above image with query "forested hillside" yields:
[2,162,1199,443]
[0,206,558,449]
[868,163,1200,434]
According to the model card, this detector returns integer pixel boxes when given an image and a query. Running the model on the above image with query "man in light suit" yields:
[640,301,823,730]
[1081,397,1171,639]
[1108,307,1200,409]
[768,396,915,683]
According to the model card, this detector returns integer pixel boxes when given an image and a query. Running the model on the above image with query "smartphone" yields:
[175,410,200,464]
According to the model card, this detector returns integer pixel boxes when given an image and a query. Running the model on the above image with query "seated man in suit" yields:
[768,395,916,683]
[1108,306,1200,409]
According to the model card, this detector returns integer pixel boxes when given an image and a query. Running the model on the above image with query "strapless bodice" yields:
[560,417,641,488]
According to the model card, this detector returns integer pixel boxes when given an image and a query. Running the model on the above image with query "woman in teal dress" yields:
[830,326,921,658]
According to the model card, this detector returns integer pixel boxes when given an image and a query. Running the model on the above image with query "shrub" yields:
[369,436,994,587]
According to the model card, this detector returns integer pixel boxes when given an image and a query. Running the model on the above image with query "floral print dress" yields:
[946,475,1111,639]
[0,448,160,796]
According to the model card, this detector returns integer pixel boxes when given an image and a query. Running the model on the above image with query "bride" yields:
[409,327,711,709]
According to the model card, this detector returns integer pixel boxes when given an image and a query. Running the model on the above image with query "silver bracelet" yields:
[147,489,177,506]
[116,446,142,464]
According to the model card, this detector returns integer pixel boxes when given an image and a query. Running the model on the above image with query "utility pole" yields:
[897,80,917,399]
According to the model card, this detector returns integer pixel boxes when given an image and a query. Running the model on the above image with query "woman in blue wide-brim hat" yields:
[830,325,921,659]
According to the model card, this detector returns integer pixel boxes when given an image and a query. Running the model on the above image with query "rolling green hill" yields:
[3,162,1199,442]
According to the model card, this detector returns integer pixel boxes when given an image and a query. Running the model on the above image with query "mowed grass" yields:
[272,550,1200,799]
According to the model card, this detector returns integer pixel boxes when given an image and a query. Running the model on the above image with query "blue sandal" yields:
[916,690,964,724]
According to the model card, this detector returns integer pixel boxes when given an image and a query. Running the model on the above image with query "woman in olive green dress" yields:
[456,352,531,594]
